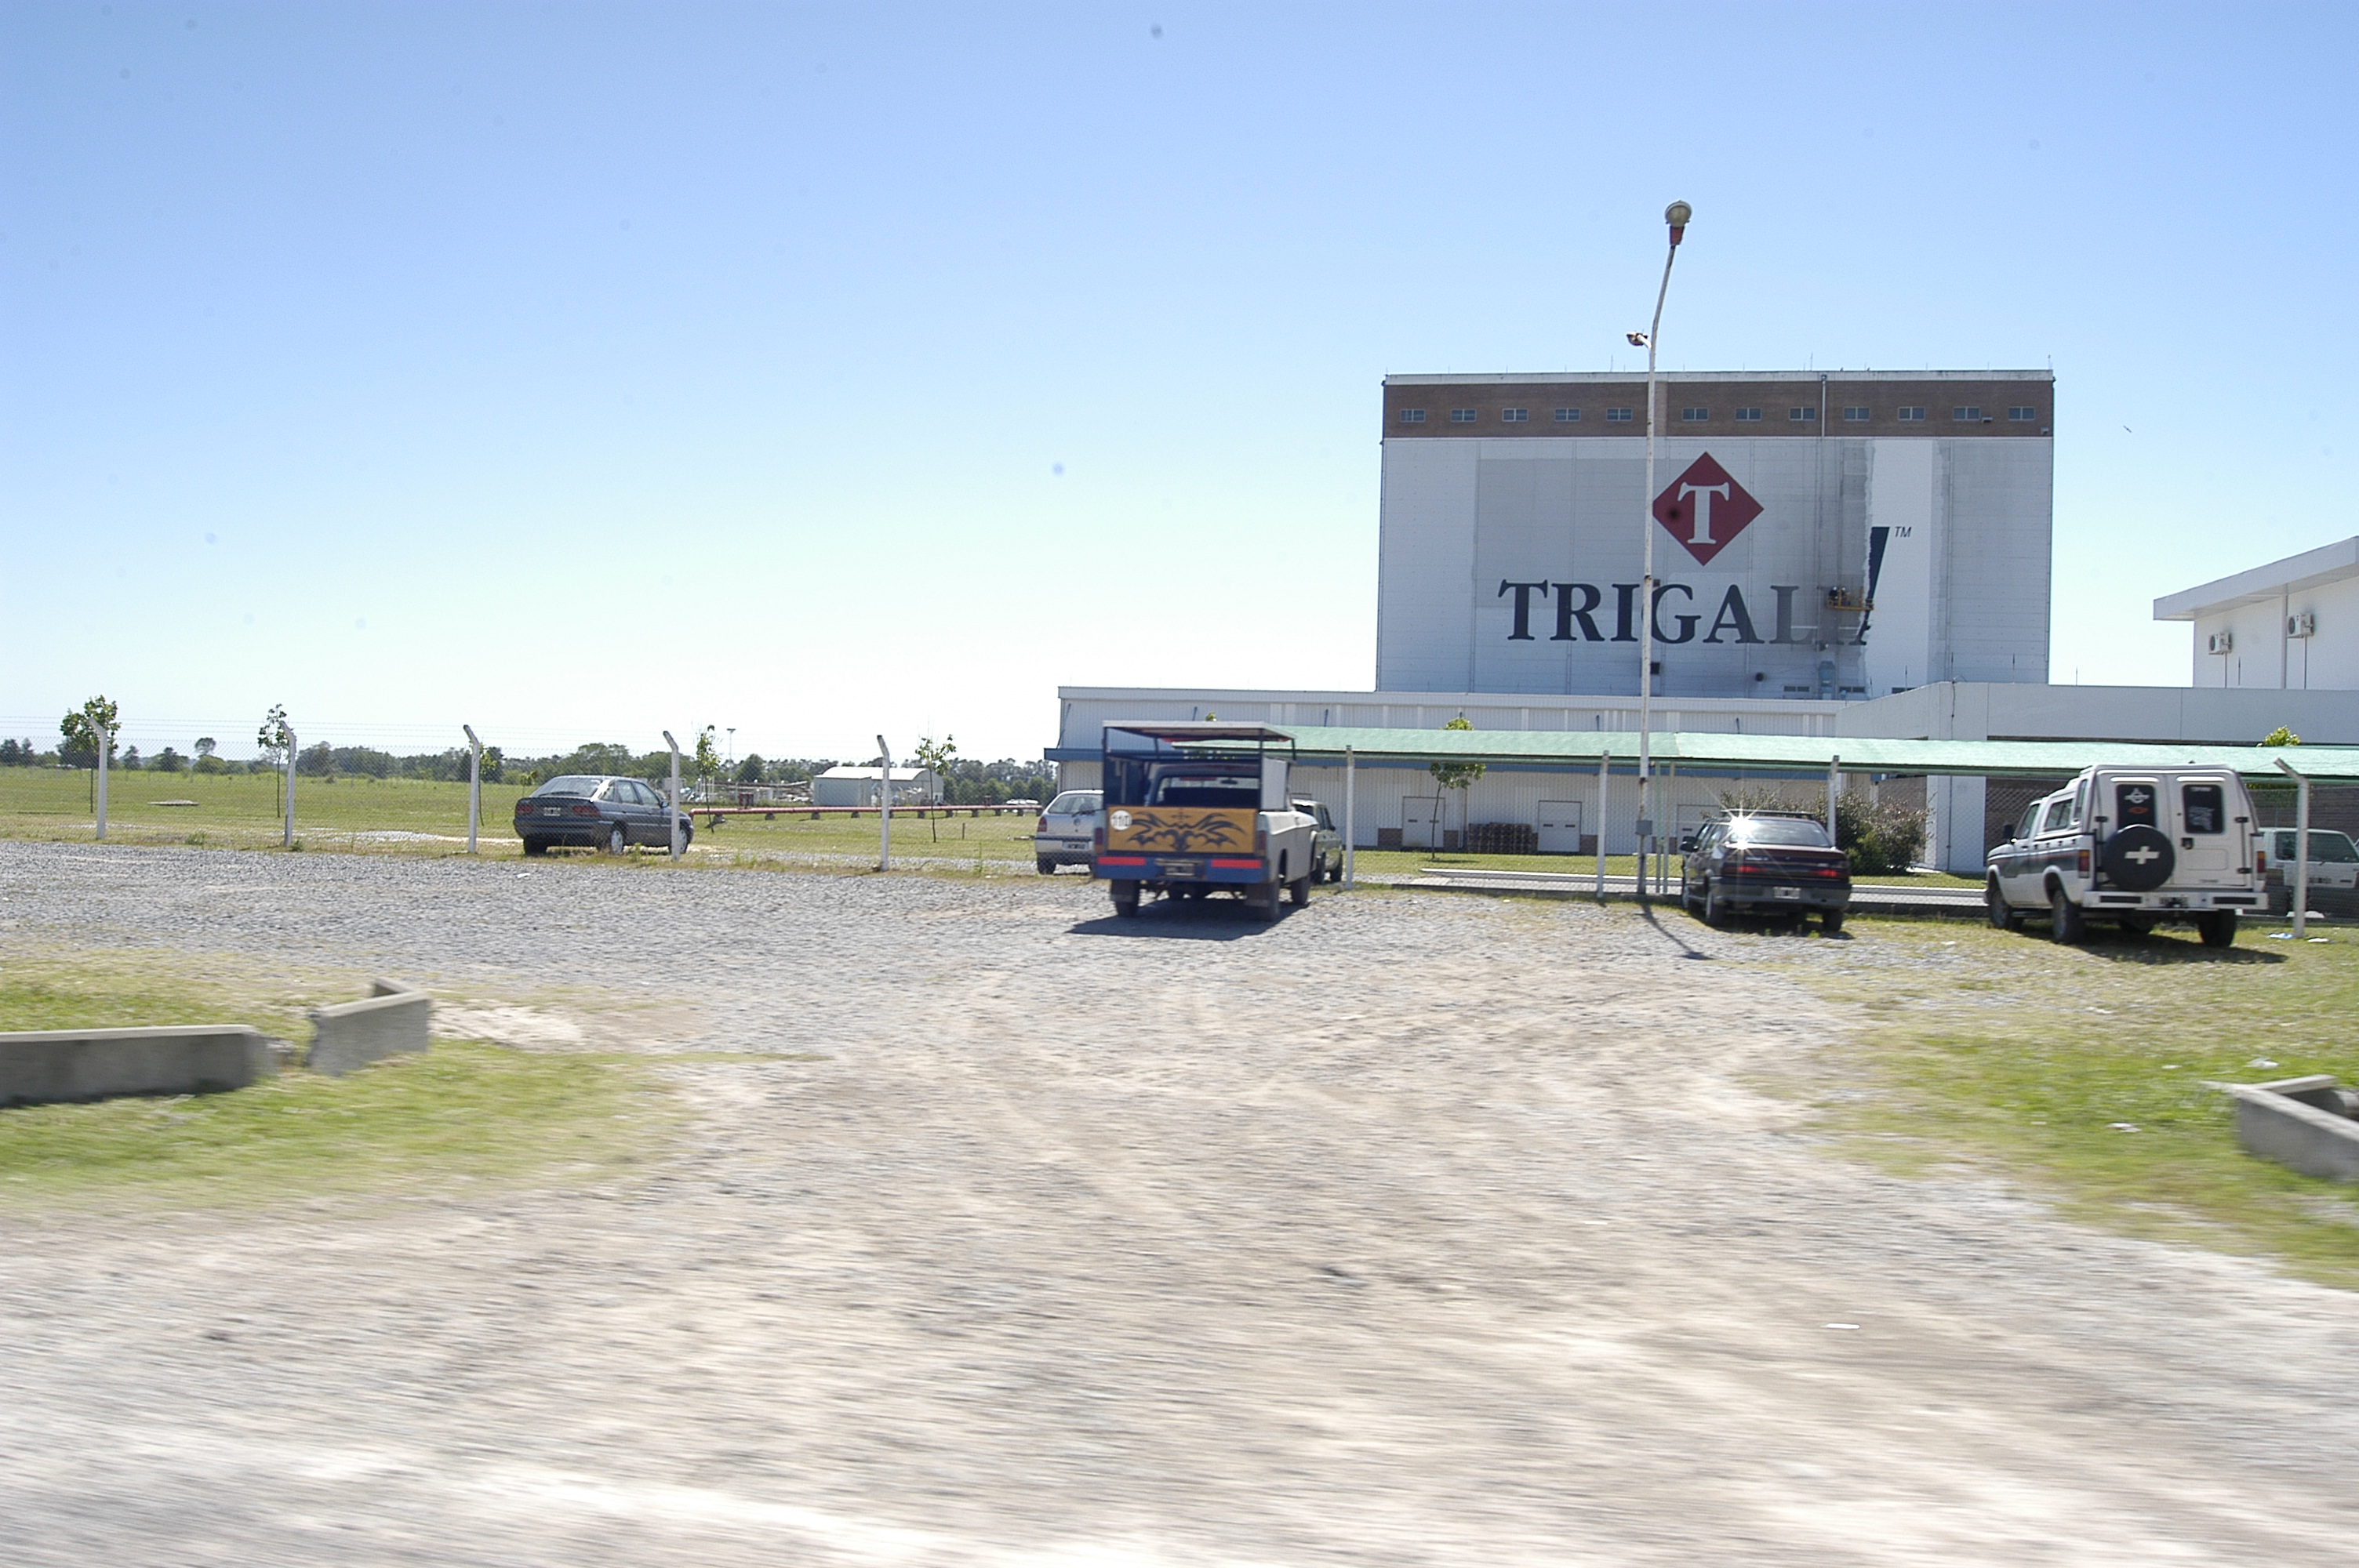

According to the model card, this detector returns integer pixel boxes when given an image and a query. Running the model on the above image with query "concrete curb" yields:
[307,980,432,1077]
[0,1025,278,1107]
[2211,1076,2359,1183]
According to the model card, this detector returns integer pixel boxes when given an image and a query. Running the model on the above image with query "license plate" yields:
[541,806,562,817]
[1773,886,1800,900]
[1064,840,1088,850]
[1158,859,1201,879]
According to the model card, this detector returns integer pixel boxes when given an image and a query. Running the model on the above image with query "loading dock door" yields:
[1401,797,1442,850]
[1537,800,1584,854]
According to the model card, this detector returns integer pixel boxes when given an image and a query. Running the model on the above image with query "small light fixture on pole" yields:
[876,735,894,872]
[1633,198,1692,892]
[463,724,482,855]
[662,731,683,859]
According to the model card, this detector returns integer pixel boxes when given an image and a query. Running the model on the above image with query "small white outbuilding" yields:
[812,765,939,807]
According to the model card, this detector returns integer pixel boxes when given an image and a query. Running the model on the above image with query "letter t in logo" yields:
[1653,455,1762,566]
[1678,481,1732,545]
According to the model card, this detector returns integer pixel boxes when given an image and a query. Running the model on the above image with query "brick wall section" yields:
[1385,377,2053,441]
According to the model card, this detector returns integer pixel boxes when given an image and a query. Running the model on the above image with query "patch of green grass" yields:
[0,1044,667,1211]
[0,950,673,1211]
[0,764,1045,872]
[0,764,531,851]
[0,948,340,1040]
[1785,918,2359,1287]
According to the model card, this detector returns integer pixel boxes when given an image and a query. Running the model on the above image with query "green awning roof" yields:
[1161,724,2359,782]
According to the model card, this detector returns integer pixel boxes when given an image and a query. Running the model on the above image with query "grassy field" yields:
[0,765,1049,869]
[0,949,671,1211]
[2,768,1979,885]
[0,764,532,850]
[1783,917,2359,1289]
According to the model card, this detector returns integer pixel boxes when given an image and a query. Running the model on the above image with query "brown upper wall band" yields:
[1383,377,2054,439]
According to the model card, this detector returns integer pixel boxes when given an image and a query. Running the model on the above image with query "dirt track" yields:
[4,841,2357,1564]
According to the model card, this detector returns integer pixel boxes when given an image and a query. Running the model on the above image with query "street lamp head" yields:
[1626,331,1649,347]
[1664,200,1692,245]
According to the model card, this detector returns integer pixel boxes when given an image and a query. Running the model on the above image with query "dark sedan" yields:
[1680,811,1852,932]
[515,775,693,857]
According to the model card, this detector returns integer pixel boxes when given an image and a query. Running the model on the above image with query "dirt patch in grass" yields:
[1782,916,2359,1287]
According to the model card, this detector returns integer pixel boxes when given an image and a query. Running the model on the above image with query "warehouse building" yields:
[811,765,939,808]
[1047,370,2359,873]
[1048,682,2359,873]
[1376,369,2055,699]
[2157,535,2359,691]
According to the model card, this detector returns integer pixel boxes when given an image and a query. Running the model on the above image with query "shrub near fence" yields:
[1465,822,1539,855]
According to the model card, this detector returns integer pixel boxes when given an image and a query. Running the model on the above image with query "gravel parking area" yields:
[5,840,2357,1565]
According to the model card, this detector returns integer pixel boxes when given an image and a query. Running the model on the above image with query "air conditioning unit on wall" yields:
[2208,630,2234,654]
[2288,612,2317,638]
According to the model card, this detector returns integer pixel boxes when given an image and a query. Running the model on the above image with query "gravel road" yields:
[4,840,2357,1565]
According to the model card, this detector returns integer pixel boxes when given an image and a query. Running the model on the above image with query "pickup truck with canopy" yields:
[1092,723,1320,920]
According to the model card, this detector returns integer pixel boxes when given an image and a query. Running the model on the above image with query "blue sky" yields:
[5,2,2354,763]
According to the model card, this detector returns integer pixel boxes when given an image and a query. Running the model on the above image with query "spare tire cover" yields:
[2102,823,2175,891]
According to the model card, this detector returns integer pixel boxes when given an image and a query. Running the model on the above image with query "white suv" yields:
[1984,765,2264,946]
[1034,789,1103,874]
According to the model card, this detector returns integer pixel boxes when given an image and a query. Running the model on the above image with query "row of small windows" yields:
[1398,403,2043,426]
[1687,406,1815,423]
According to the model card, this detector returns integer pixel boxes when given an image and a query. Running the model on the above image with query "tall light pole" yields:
[1631,199,1692,893]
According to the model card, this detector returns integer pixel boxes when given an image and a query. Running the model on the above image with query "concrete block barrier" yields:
[2217,1076,2359,1183]
[0,1025,277,1107]
[307,980,432,1076]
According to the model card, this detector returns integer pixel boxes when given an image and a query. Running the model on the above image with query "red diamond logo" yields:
[1653,454,1761,567]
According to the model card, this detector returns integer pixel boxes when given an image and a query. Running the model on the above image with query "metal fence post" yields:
[2277,757,2311,937]
[1343,746,1356,890]
[283,726,296,848]
[462,724,482,855]
[876,735,894,871]
[95,724,110,841]
[663,731,682,859]
[1827,754,1841,843]
[1596,752,1610,901]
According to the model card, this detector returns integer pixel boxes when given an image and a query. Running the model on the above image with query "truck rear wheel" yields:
[2048,884,2086,945]
[1110,883,1139,918]
[2198,909,2237,949]
[1247,882,1280,921]
[1288,875,1310,908]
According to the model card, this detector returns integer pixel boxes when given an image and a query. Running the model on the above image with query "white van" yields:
[1984,765,2264,946]
[2263,827,2359,916]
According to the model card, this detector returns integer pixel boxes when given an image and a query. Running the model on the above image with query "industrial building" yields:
[2157,535,2359,691]
[1048,370,2359,874]
[1376,370,2055,699]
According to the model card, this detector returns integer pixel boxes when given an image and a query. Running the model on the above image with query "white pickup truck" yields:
[1984,764,2265,946]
